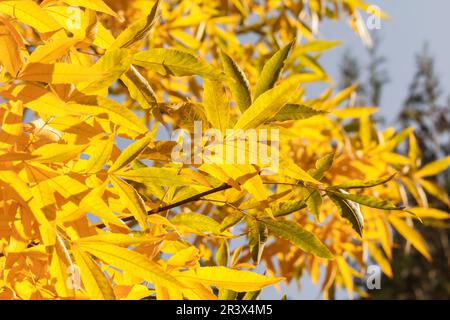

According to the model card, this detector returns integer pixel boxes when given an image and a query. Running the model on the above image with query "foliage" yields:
[0,0,448,300]
[339,35,389,107]
[371,45,450,299]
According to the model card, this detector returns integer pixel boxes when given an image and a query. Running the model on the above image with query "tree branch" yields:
[0,183,232,258]
[97,183,232,228]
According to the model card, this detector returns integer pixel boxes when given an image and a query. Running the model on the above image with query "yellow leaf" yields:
[77,242,182,289]
[278,157,320,184]
[21,95,147,134]
[44,5,94,40]
[0,20,23,76]
[108,133,152,173]
[332,107,378,118]
[78,48,133,93]
[408,132,421,169]
[389,216,431,261]
[28,38,79,64]
[415,156,450,178]
[177,266,284,292]
[82,136,114,174]
[93,22,115,49]
[28,198,56,246]
[171,213,222,235]
[177,279,217,300]
[76,185,127,227]
[133,48,225,80]
[0,170,32,201]
[75,233,161,245]
[114,167,195,187]
[0,101,23,148]
[72,246,116,300]
[108,0,160,49]
[230,0,248,17]
[167,247,199,267]
[263,219,333,259]
[61,0,117,17]
[418,178,450,206]
[375,128,412,153]
[374,216,392,258]
[0,1,60,33]
[49,246,71,298]
[31,172,88,201]
[123,285,154,300]
[322,84,358,110]
[219,51,251,112]
[203,79,229,133]
[220,164,268,200]
[120,65,158,109]
[406,208,450,220]
[336,256,354,298]
[19,63,108,84]
[72,98,148,135]
[1,84,74,117]
[31,143,87,162]
[272,104,327,121]
[254,40,295,99]
[147,214,179,232]
[233,76,300,130]
[295,40,341,54]
[110,175,148,230]
[367,242,392,278]
[199,164,240,190]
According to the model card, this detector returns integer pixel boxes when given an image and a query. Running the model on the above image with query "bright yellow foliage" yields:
[0,0,448,300]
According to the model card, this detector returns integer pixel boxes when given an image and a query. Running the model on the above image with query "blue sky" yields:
[262,0,450,300]
[318,0,450,121]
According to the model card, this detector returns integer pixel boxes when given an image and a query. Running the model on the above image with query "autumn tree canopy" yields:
[0,0,449,300]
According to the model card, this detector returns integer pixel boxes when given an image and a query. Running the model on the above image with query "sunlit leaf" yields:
[203,79,230,133]
[72,246,116,300]
[19,63,108,84]
[389,216,431,261]
[134,48,225,80]
[328,190,403,210]
[263,220,334,259]
[233,76,300,130]
[220,51,252,112]
[171,213,222,235]
[77,242,182,288]
[254,40,295,99]
[0,1,60,33]
[110,175,148,230]
[328,192,364,237]
[272,104,327,121]
[109,133,152,173]
[178,266,284,292]
[415,156,450,178]
[247,218,268,264]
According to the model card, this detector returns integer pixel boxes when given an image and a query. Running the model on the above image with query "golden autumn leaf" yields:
[0,0,61,33]
[177,267,284,292]
[77,242,182,289]
[19,63,109,84]
[0,0,447,302]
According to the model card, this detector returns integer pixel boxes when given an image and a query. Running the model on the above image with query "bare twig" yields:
[0,183,233,258]
[96,183,232,229]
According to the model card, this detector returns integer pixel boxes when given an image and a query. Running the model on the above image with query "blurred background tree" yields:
[338,35,389,108]
[338,42,450,299]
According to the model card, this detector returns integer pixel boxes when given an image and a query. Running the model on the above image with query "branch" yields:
[97,183,232,228]
[0,184,232,258]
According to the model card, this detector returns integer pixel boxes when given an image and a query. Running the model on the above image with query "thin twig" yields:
[96,183,232,229]
[0,183,233,258]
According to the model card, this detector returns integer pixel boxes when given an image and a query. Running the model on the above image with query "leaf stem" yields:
[96,183,232,228]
